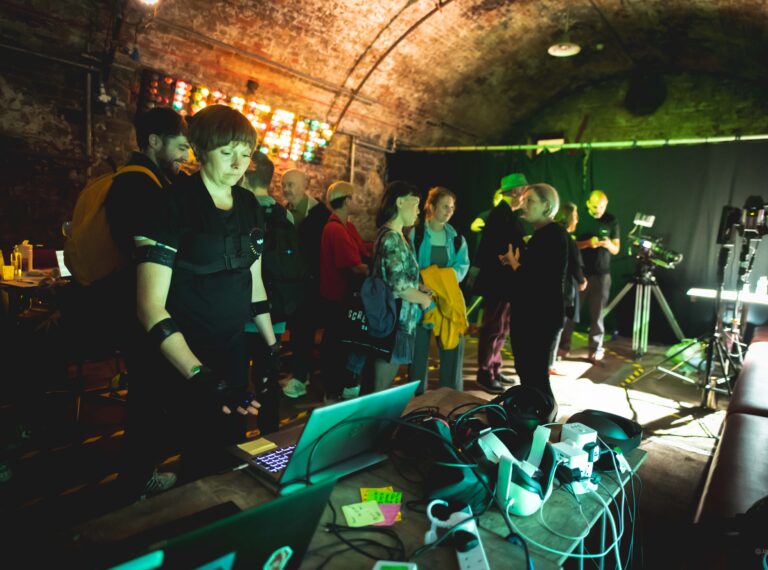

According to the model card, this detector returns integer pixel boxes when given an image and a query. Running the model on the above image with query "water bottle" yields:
[10,245,22,278]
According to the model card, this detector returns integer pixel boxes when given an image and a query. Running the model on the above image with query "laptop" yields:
[108,477,335,570]
[232,381,419,495]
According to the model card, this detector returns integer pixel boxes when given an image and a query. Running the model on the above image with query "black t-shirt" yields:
[104,152,171,257]
[515,222,570,329]
[576,211,620,275]
[145,173,262,346]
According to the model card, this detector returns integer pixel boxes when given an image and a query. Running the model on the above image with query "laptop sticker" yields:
[264,545,293,570]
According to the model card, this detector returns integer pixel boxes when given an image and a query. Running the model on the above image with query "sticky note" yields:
[237,437,277,456]
[369,491,402,505]
[360,487,402,521]
[360,486,393,501]
[342,501,385,527]
[372,503,402,527]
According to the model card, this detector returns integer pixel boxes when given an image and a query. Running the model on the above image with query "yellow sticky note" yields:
[360,486,393,502]
[237,437,277,456]
[341,501,385,527]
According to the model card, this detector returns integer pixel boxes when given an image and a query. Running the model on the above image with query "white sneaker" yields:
[342,386,361,400]
[143,470,176,496]
[282,378,308,398]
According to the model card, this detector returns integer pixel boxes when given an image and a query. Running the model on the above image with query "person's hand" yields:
[419,292,434,311]
[221,387,261,416]
[597,238,611,249]
[419,284,433,296]
[590,236,600,249]
[579,278,588,292]
[189,366,260,416]
[498,244,521,270]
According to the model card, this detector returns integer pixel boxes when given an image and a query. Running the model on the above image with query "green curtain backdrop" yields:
[387,141,768,340]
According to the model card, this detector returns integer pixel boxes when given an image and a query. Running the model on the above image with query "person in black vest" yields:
[134,105,278,482]
[500,183,570,398]
[473,173,528,393]
[562,190,620,363]
[281,169,330,398]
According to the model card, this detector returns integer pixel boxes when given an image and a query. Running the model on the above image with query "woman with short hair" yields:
[134,104,278,480]
[371,181,433,392]
[500,183,570,398]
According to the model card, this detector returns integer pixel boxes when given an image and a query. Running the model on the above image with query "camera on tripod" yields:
[628,212,684,270]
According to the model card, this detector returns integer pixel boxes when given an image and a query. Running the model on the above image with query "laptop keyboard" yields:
[255,445,296,473]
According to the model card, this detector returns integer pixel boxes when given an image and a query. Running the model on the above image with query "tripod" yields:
[603,263,685,356]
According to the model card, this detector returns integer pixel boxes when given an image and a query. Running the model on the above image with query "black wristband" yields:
[267,341,281,356]
[148,317,180,348]
[250,300,270,318]
[135,244,176,268]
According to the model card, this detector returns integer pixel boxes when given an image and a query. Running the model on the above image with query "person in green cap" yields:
[473,173,528,393]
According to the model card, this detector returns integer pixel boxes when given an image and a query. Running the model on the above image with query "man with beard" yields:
[103,107,190,499]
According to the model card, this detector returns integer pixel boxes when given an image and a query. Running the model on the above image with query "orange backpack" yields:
[64,165,161,285]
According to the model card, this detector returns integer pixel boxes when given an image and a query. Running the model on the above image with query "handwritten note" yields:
[342,501,385,527]
[360,487,402,523]
[372,503,402,527]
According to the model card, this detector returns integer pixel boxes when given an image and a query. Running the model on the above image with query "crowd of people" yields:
[78,105,620,501]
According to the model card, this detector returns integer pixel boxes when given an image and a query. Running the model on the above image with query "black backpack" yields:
[261,202,310,321]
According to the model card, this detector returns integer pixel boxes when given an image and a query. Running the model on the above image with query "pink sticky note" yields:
[372,503,402,526]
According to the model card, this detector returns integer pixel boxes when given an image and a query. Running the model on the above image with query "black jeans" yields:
[121,332,249,495]
[319,300,357,399]
[509,318,559,398]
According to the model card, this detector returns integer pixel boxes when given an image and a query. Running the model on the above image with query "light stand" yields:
[603,261,685,356]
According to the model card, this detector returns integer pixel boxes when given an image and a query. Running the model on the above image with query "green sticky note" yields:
[360,486,393,502]
[369,490,403,505]
[341,501,385,527]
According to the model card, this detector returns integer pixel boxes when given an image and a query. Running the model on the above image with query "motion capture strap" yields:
[175,234,255,274]
[250,300,270,317]
[135,244,176,268]
[148,317,180,348]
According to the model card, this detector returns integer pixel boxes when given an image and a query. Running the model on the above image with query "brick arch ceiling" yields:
[146,0,768,146]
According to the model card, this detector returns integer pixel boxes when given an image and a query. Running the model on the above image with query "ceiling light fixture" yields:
[548,10,581,58]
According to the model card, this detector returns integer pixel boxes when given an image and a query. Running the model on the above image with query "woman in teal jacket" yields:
[411,186,470,393]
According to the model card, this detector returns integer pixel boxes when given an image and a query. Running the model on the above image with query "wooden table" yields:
[74,388,647,569]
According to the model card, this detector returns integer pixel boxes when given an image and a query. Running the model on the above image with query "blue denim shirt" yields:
[415,222,470,282]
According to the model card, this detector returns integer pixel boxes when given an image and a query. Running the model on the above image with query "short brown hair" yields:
[188,104,257,162]
[554,201,577,228]
[425,186,456,216]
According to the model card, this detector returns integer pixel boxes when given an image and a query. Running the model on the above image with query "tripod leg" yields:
[632,284,641,354]
[651,285,685,341]
[641,284,652,355]
[604,282,634,318]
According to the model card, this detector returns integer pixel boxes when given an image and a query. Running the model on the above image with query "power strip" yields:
[451,505,491,570]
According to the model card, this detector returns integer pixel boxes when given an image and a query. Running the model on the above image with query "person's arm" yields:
[450,233,471,282]
[379,232,432,309]
[249,255,277,347]
[576,237,599,250]
[135,239,203,380]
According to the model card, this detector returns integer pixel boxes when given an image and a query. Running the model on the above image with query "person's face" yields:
[397,194,420,226]
[202,141,252,188]
[586,194,608,219]
[155,134,191,179]
[568,209,579,233]
[282,172,307,207]
[431,196,456,224]
[521,190,548,224]
[509,186,527,209]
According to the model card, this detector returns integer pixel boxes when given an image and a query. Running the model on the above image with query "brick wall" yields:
[514,73,768,144]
